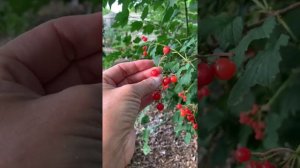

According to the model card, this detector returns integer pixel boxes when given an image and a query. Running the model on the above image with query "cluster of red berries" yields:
[239,104,265,140]
[176,103,198,130]
[141,35,171,57]
[235,147,276,168]
[162,74,177,90]
[198,57,237,100]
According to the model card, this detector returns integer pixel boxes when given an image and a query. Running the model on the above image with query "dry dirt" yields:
[127,105,197,168]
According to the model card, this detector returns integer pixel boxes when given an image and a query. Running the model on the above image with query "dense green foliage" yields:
[198,0,300,167]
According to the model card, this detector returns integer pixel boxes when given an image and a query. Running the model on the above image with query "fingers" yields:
[103,60,155,86]
[0,13,101,84]
[117,66,163,87]
[130,75,162,98]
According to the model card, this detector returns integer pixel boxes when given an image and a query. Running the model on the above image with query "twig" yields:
[248,2,300,29]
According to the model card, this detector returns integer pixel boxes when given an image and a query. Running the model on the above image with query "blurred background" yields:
[0,0,100,46]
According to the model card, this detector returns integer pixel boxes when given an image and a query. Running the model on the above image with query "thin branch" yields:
[248,2,300,29]
[184,0,189,37]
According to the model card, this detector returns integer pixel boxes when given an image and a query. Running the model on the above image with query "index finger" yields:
[103,60,157,86]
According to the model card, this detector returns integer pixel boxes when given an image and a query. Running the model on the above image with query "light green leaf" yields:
[233,17,276,68]
[184,132,192,144]
[228,34,289,106]
[142,144,151,155]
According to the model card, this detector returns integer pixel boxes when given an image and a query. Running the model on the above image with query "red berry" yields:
[182,96,187,102]
[178,91,185,98]
[163,46,171,55]
[141,35,148,42]
[198,63,214,87]
[261,161,275,168]
[162,84,169,90]
[246,161,262,168]
[151,69,160,77]
[255,130,264,140]
[143,51,148,57]
[170,75,177,83]
[152,91,161,100]
[235,147,251,163]
[185,109,192,115]
[156,103,164,111]
[176,104,182,109]
[163,77,171,86]
[251,104,259,115]
[193,123,198,130]
[143,46,147,51]
[180,108,186,117]
[187,115,194,122]
[239,113,250,124]
[214,58,237,80]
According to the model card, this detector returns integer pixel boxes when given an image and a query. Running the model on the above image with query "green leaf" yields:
[169,0,177,7]
[238,126,252,146]
[263,113,281,148]
[163,7,174,22]
[123,35,131,44]
[198,14,233,38]
[150,46,159,65]
[130,21,143,32]
[141,5,149,20]
[228,34,289,106]
[114,9,129,27]
[142,143,151,155]
[179,69,193,86]
[184,132,192,144]
[215,17,243,50]
[143,24,155,34]
[233,17,277,68]
[141,115,150,125]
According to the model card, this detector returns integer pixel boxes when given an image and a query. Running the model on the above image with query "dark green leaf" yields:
[130,21,143,31]
[233,17,277,68]
[141,115,150,125]
[163,7,174,22]
[141,6,149,20]
[143,24,155,34]
[228,34,289,106]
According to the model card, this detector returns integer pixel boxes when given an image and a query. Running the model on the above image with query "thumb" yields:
[131,75,162,98]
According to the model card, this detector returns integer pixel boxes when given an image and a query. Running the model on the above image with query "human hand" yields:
[102,60,162,168]
[0,13,101,168]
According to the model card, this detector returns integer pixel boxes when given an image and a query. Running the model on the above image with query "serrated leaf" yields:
[141,5,148,20]
[184,132,192,144]
[263,113,281,148]
[228,34,289,106]
[150,46,159,65]
[130,21,143,32]
[215,17,243,50]
[233,17,277,68]
[180,70,192,86]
